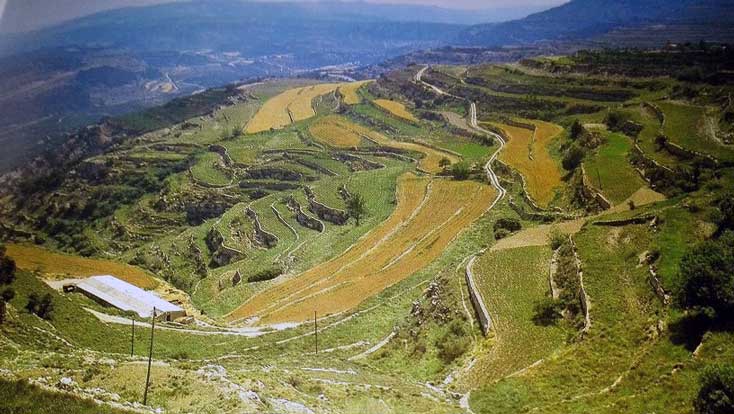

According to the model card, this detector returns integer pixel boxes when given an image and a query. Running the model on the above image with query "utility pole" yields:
[314,310,318,355]
[143,307,156,406]
[130,318,135,357]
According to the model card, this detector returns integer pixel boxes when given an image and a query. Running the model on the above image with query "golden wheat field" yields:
[246,83,338,133]
[6,243,158,289]
[493,119,564,207]
[338,80,372,105]
[246,81,375,134]
[308,115,365,148]
[373,99,419,122]
[229,175,495,324]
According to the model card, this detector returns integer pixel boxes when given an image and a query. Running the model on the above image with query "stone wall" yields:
[569,236,591,335]
[287,196,324,232]
[304,187,349,225]
[465,256,492,336]
[580,164,612,210]
[205,227,244,268]
[246,207,279,248]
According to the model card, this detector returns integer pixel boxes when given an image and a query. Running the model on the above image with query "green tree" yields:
[450,161,471,180]
[695,365,734,414]
[0,246,16,285]
[677,232,734,318]
[562,144,585,171]
[347,193,367,226]
[569,120,584,140]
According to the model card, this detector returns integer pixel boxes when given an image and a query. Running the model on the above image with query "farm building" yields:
[67,275,185,320]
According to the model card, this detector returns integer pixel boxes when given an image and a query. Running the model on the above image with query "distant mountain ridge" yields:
[458,0,734,46]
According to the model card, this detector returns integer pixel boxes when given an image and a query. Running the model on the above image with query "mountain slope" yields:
[459,0,734,46]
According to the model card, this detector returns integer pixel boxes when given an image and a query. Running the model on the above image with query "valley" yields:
[0,40,733,414]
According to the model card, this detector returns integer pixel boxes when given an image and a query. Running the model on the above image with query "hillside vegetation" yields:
[1,47,733,414]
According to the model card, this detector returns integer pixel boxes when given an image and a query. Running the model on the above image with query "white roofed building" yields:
[69,275,185,320]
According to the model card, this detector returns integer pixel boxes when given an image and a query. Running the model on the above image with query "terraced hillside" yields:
[1,47,733,414]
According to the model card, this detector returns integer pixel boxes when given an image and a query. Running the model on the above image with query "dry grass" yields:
[308,115,364,148]
[245,83,342,134]
[229,175,495,324]
[373,99,418,123]
[338,80,372,105]
[494,120,564,207]
[5,243,158,289]
[491,219,586,251]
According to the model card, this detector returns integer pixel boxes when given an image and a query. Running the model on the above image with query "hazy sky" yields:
[0,0,566,32]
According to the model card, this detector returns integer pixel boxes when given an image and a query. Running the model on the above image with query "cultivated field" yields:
[467,245,565,384]
[373,99,419,123]
[5,243,158,289]
[493,120,563,206]
[230,175,495,324]
[308,115,365,148]
[246,83,340,133]
[583,132,646,204]
[338,80,372,105]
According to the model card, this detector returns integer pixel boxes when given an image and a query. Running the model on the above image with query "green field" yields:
[583,132,646,204]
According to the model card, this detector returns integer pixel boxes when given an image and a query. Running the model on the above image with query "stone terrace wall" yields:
[246,207,279,248]
[466,257,492,336]
[304,187,349,225]
[287,196,324,232]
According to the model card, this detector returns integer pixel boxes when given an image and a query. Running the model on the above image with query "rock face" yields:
[287,196,324,232]
[304,187,349,225]
[246,207,278,248]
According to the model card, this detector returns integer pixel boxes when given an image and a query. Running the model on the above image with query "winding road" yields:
[415,65,506,329]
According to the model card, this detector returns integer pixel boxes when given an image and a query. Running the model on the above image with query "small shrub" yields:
[548,228,566,250]
[436,320,470,363]
[450,162,471,180]
[695,365,734,414]
[532,297,563,326]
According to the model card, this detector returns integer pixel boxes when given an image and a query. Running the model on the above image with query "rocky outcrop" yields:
[304,187,349,225]
[205,227,244,268]
[287,196,324,232]
[592,214,657,227]
[333,152,384,171]
[245,167,304,182]
[246,207,278,248]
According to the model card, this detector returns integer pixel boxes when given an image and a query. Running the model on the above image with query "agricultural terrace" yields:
[658,101,734,161]
[311,115,459,173]
[466,246,566,385]
[373,99,419,123]
[246,82,358,133]
[230,175,496,324]
[338,80,373,105]
[5,243,158,289]
[470,222,714,414]
[492,120,563,207]
[583,132,646,204]
[359,127,461,173]
[308,115,365,148]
